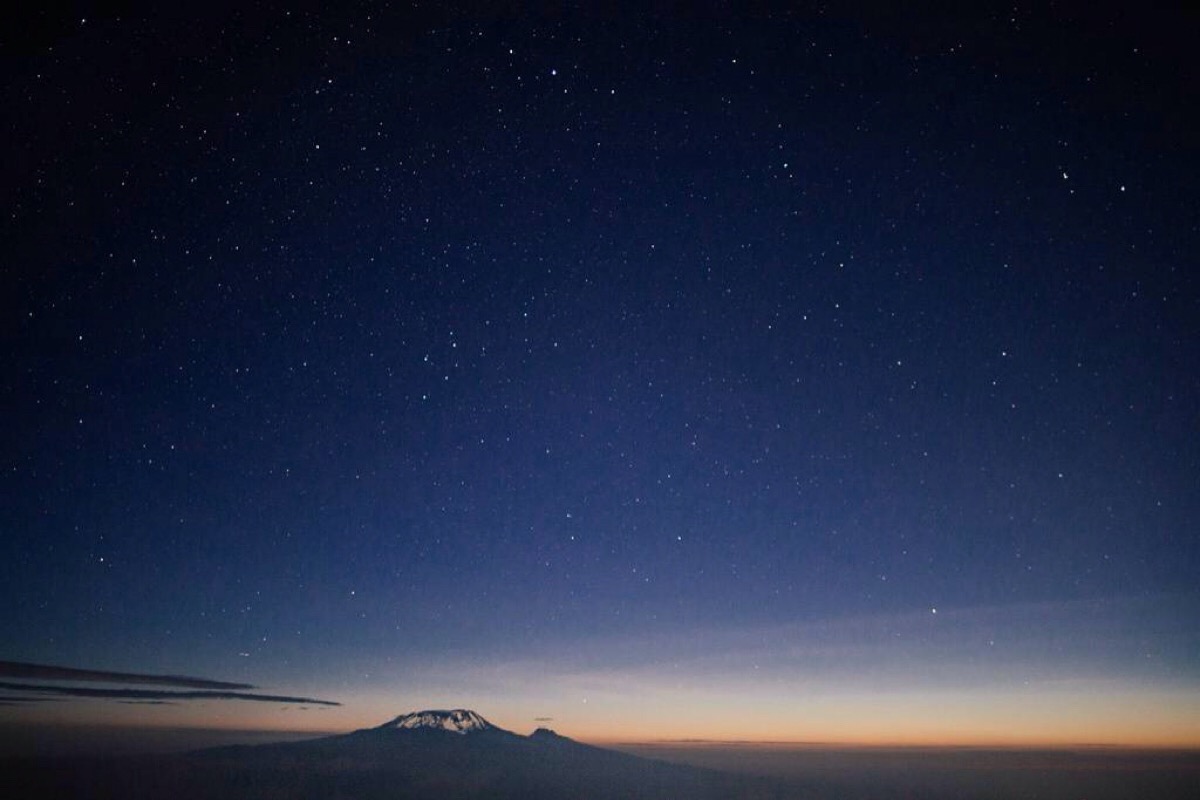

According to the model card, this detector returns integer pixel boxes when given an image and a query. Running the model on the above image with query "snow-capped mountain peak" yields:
[379,709,495,734]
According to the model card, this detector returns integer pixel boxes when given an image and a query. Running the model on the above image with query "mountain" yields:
[3,709,792,799]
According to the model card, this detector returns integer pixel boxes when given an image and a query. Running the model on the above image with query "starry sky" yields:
[2,3,1198,748]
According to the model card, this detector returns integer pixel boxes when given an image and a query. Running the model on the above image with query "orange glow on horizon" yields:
[9,681,1200,752]
[93,710,1198,751]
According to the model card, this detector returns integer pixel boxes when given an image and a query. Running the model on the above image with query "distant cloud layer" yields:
[0,661,340,708]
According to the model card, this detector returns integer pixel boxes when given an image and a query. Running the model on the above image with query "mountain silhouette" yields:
[5,709,791,799]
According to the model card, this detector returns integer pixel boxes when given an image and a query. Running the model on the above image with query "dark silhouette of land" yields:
[615,741,1200,800]
[2,711,1198,799]
[1,710,788,799]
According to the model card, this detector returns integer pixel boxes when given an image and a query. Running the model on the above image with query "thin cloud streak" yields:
[0,661,254,690]
[0,695,62,704]
[0,681,340,707]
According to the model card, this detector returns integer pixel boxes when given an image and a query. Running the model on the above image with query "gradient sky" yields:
[3,3,1198,749]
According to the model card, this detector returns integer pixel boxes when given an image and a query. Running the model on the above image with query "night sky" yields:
[3,3,1198,747]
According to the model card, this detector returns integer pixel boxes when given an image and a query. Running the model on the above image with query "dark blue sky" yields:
[2,3,1197,744]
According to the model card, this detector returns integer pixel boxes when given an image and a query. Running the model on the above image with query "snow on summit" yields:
[381,709,495,734]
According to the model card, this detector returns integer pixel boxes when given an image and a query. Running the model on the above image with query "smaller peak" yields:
[530,727,571,741]
[381,709,495,735]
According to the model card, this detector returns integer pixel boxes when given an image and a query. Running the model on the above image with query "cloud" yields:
[0,695,61,704]
[0,661,253,690]
[534,716,554,722]
[0,681,340,707]
[0,661,340,708]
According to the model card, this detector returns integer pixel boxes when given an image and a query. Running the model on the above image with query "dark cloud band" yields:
[0,661,254,690]
[0,681,340,707]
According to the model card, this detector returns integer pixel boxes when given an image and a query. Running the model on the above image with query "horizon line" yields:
[5,719,1199,752]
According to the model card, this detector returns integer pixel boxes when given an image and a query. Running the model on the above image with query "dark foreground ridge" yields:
[1,709,790,799]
